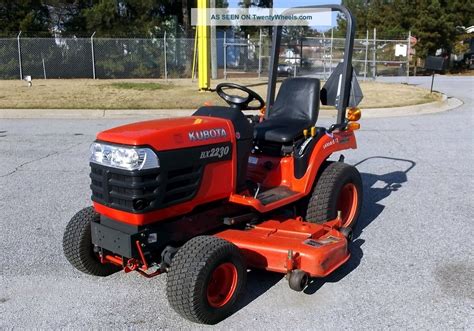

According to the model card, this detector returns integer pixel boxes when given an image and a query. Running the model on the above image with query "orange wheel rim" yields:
[336,183,359,227]
[206,262,238,308]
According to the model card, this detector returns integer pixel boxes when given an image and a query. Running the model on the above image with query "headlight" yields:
[89,142,159,170]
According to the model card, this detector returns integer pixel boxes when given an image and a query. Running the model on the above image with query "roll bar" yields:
[265,5,356,125]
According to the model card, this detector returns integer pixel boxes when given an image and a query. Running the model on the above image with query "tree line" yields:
[0,0,472,59]
[343,0,473,59]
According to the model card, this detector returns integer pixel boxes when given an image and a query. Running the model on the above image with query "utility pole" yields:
[197,0,211,90]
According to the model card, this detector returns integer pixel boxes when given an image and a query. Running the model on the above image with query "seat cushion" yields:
[268,78,320,124]
[254,119,309,143]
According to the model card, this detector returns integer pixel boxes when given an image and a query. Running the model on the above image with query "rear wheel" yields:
[166,236,246,324]
[303,162,362,228]
[63,207,120,276]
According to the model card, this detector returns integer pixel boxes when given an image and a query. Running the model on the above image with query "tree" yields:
[46,0,94,36]
[342,0,474,60]
[238,0,272,37]
[0,0,50,36]
[45,0,189,37]
[412,0,451,58]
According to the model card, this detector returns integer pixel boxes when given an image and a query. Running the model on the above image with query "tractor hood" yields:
[97,116,234,151]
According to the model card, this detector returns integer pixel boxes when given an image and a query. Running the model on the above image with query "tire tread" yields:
[63,207,119,276]
[166,236,245,324]
[305,162,362,225]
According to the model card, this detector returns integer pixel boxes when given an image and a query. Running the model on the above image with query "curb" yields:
[0,94,462,120]
[358,94,463,118]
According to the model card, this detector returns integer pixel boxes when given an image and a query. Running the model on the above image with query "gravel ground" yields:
[0,76,472,329]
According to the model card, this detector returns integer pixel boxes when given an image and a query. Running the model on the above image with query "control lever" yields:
[254,183,261,198]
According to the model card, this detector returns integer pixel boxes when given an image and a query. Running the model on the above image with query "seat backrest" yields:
[268,77,320,125]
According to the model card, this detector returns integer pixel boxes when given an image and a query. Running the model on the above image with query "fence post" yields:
[258,29,262,79]
[192,28,198,81]
[363,30,369,80]
[17,31,23,80]
[293,50,297,78]
[329,28,333,76]
[164,32,168,80]
[373,28,376,79]
[223,31,227,80]
[41,55,47,79]
[322,32,327,79]
[210,1,217,80]
[90,32,96,79]
[407,30,411,83]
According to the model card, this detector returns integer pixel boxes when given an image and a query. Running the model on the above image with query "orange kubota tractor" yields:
[63,5,364,324]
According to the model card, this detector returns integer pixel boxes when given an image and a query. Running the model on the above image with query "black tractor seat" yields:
[254,77,320,147]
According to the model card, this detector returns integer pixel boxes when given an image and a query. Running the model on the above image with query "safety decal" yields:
[304,236,340,247]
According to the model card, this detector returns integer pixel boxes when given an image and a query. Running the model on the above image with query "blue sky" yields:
[227,0,341,7]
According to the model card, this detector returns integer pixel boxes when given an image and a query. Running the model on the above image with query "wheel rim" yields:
[336,183,359,227]
[207,262,238,308]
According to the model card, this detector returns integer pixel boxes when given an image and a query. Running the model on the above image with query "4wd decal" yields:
[188,128,227,141]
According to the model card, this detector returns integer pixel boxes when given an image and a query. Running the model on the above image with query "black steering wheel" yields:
[216,83,265,110]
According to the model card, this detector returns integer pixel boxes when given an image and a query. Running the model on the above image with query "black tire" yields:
[303,162,362,227]
[63,207,120,276]
[288,269,309,292]
[166,236,246,325]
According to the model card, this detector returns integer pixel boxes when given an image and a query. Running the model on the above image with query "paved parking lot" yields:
[0,76,472,329]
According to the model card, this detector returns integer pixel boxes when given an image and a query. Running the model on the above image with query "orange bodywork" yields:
[97,116,234,151]
[229,129,357,212]
[93,116,238,226]
[92,115,356,227]
[216,217,349,277]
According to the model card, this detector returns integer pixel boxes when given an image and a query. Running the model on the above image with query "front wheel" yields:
[63,207,120,276]
[166,236,246,324]
[303,162,363,228]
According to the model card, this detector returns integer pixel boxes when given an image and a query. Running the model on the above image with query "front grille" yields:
[163,166,202,204]
[90,163,203,213]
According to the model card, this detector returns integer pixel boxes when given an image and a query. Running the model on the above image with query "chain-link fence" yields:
[0,30,411,81]
[223,30,411,81]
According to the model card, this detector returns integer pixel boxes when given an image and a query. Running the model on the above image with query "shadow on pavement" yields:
[237,269,285,310]
[304,156,416,294]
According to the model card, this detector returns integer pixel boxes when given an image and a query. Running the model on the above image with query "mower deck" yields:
[215,217,349,277]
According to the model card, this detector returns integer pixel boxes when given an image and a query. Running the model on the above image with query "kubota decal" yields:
[188,128,227,141]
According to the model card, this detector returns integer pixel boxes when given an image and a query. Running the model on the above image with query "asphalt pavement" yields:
[0,76,472,329]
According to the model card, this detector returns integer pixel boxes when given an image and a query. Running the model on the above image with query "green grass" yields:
[0,79,442,109]
[108,82,172,91]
